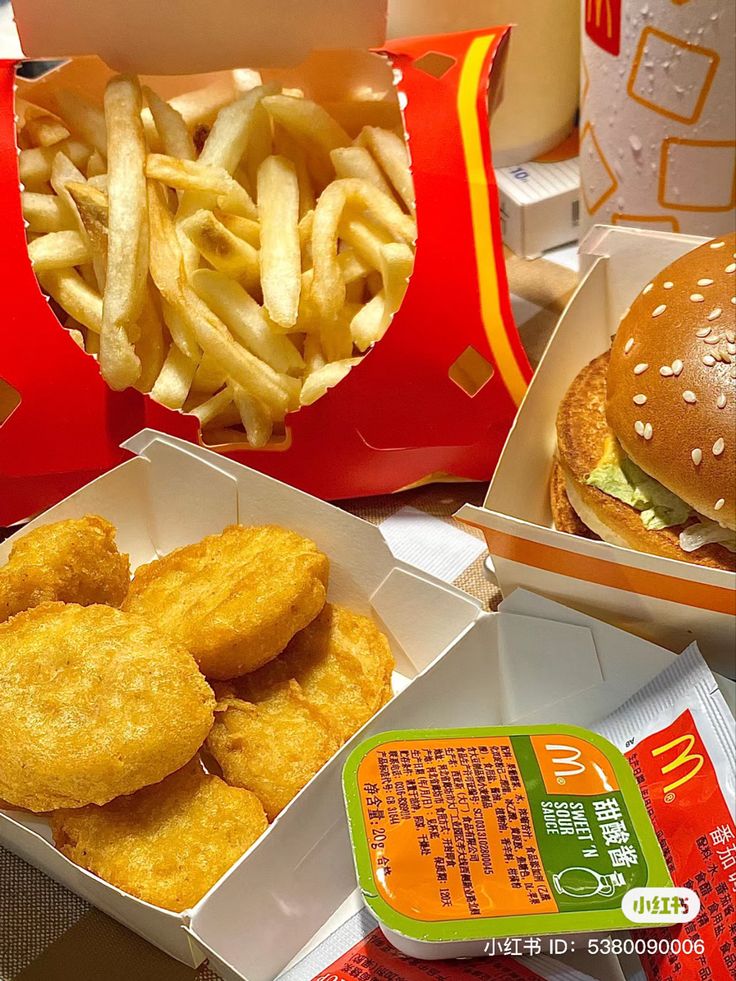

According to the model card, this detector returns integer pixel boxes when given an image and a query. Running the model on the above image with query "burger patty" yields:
[553,352,736,572]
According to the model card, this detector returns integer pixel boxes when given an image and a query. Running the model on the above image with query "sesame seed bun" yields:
[554,352,735,572]
[607,234,736,531]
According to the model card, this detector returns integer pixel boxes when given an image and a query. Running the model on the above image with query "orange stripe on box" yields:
[468,525,736,616]
[457,36,528,408]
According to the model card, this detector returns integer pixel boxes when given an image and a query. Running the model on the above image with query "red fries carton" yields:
[0,0,529,525]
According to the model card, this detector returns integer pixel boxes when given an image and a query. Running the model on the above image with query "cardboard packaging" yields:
[457,225,736,678]
[0,430,697,981]
[580,0,736,239]
[496,155,580,260]
[0,1,531,526]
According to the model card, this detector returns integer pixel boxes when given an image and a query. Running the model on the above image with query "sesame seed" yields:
[707,308,722,321]
[704,335,720,345]
[713,438,725,457]
[660,365,673,377]
[718,394,727,409]
[643,283,654,295]
[692,449,703,465]
[727,330,735,342]
[633,394,647,405]
[715,499,725,511]
[624,337,634,354]
[683,390,697,403]
[696,327,712,337]
[710,241,725,249]
[729,343,736,355]
[644,423,653,441]
[663,281,674,289]
[726,263,736,274]
[652,304,667,318]
[635,421,645,436]
[634,363,649,375]
[698,278,714,287]
[703,355,717,366]
[672,359,683,376]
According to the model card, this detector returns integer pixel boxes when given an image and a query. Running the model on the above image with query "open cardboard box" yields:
[0,0,530,526]
[0,429,718,981]
[457,226,736,678]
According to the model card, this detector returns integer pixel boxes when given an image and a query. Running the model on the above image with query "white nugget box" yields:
[457,225,736,677]
[0,430,694,981]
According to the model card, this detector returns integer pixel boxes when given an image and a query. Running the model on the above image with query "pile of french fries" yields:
[19,72,416,448]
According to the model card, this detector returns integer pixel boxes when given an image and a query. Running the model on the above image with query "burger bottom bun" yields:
[550,461,599,540]
[554,353,736,573]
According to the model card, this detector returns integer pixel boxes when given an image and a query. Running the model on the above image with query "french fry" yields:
[143,87,195,161]
[150,344,197,409]
[18,141,90,185]
[178,286,298,418]
[180,210,260,292]
[245,101,273,194]
[191,269,303,374]
[52,156,107,289]
[350,293,387,352]
[66,181,109,284]
[232,384,273,448]
[146,154,257,219]
[37,268,102,334]
[21,192,69,233]
[86,150,106,177]
[56,89,108,155]
[100,74,148,389]
[262,95,350,157]
[28,230,90,271]
[380,242,414,315]
[198,84,278,175]
[169,78,239,128]
[300,358,361,406]
[330,146,394,198]
[162,301,200,362]
[357,126,415,214]
[340,214,393,270]
[134,286,167,393]
[321,303,360,362]
[18,100,70,147]
[191,351,228,395]
[273,125,315,216]
[216,212,260,248]
[189,386,233,427]
[303,333,325,374]
[257,155,301,328]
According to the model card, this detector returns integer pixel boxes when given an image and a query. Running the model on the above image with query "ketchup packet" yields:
[281,908,597,981]
[596,645,736,981]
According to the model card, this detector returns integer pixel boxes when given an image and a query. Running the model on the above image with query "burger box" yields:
[0,0,531,528]
[456,225,736,678]
[2,428,727,981]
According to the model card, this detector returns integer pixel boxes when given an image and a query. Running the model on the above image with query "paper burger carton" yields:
[457,225,736,677]
[0,0,530,527]
[0,430,696,981]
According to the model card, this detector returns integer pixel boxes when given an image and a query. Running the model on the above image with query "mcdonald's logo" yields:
[585,0,622,56]
[651,733,704,799]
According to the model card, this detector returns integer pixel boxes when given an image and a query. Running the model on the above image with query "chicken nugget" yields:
[0,515,130,623]
[207,680,340,820]
[0,603,215,811]
[123,525,329,679]
[231,604,395,742]
[50,759,267,912]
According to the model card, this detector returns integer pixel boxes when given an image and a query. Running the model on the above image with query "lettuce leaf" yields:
[585,437,692,531]
[680,519,736,554]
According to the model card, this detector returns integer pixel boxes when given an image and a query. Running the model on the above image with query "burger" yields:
[552,233,736,572]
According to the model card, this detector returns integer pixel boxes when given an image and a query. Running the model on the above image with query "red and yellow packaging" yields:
[0,0,529,525]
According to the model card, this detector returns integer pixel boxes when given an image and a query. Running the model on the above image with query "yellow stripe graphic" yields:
[457,35,528,406]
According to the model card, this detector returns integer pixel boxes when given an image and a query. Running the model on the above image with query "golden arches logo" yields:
[587,0,614,38]
[651,733,704,798]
